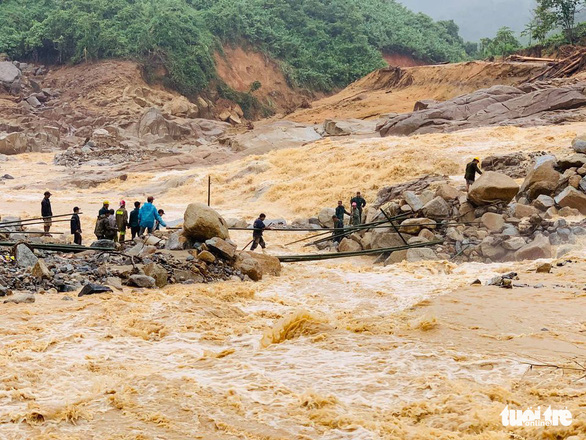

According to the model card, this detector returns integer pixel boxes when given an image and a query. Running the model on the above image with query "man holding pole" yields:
[70,207,82,245]
[251,213,268,251]
[41,191,53,236]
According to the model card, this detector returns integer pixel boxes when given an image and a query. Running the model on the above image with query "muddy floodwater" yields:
[0,124,585,439]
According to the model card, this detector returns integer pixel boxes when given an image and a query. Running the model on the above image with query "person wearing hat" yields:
[115,200,129,242]
[98,201,110,217]
[350,202,361,226]
[350,191,366,224]
[138,196,166,235]
[465,157,483,192]
[155,209,165,231]
[41,191,53,235]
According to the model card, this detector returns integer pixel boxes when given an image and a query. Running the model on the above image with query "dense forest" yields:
[0,0,469,95]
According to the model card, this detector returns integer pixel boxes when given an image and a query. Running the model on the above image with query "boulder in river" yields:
[468,171,519,206]
[78,284,113,297]
[183,203,229,242]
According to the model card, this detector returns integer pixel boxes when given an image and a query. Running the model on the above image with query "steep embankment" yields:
[288,61,547,123]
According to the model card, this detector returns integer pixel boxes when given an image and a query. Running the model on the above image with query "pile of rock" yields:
[1,205,281,304]
[313,140,586,264]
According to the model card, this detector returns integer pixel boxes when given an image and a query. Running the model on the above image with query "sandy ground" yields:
[0,122,585,438]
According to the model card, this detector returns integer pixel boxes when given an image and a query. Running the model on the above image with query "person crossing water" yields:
[251,213,269,251]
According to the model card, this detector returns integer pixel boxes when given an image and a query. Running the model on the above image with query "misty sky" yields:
[399,0,534,41]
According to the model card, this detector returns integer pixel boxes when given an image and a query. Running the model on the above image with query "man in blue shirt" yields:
[251,213,268,251]
[139,196,166,235]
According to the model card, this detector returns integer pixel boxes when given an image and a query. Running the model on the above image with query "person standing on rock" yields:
[41,191,53,236]
[116,200,129,242]
[350,192,366,224]
[70,206,82,245]
[332,215,344,243]
[465,157,483,192]
[335,200,351,226]
[129,201,141,240]
[139,196,166,235]
[350,202,361,226]
[251,213,268,251]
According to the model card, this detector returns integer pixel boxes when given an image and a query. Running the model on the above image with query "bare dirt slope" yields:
[287,61,548,123]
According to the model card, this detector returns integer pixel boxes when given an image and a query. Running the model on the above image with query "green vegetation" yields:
[0,0,468,95]
[478,27,521,58]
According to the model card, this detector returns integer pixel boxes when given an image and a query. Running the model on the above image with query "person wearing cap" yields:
[98,201,110,217]
[70,207,82,245]
[41,191,53,235]
[129,201,141,240]
[139,196,166,235]
[155,209,165,231]
[335,200,351,226]
[350,191,366,224]
[350,202,361,226]
[115,200,129,242]
[465,157,483,192]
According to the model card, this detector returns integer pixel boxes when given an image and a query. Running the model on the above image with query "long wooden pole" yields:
[207,176,211,207]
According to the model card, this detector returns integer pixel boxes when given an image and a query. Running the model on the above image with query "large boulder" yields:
[137,108,189,141]
[554,187,586,215]
[519,159,561,199]
[79,284,113,297]
[205,237,237,260]
[532,195,555,211]
[510,203,539,219]
[183,203,229,242]
[371,229,405,250]
[0,61,21,85]
[572,134,586,154]
[403,191,423,211]
[399,218,435,234]
[339,238,362,252]
[239,251,281,277]
[558,154,586,170]
[144,262,168,288]
[422,196,450,219]
[128,275,156,288]
[481,213,505,232]
[15,244,38,268]
[435,184,461,201]
[514,235,552,261]
[323,119,376,136]
[468,171,519,206]
[0,132,29,155]
[318,208,336,228]
[406,248,439,262]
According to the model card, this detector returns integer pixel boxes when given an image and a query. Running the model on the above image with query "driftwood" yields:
[507,55,557,63]
[523,48,586,83]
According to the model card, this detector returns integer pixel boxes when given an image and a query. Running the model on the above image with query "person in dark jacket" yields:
[332,215,344,243]
[70,206,82,245]
[41,191,53,235]
[251,213,268,251]
[465,157,483,192]
[350,192,366,224]
[99,201,110,217]
[335,200,351,225]
[129,201,141,240]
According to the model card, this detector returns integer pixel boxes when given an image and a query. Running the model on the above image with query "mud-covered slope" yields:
[287,61,548,123]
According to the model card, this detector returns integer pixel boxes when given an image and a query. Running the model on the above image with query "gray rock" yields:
[205,237,237,259]
[406,248,438,262]
[502,237,526,251]
[164,230,186,250]
[15,244,38,268]
[532,194,555,211]
[554,187,586,215]
[78,284,113,297]
[143,262,168,288]
[422,196,450,219]
[4,293,35,304]
[128,275,156,288]
[91,239,116,249]
[403,191,423,211]
[0,61,21,85]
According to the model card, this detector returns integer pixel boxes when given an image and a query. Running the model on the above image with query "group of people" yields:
[40,193,167,246]
[93,197,167,243]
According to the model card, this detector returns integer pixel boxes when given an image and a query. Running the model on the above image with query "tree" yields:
[480,27,521,59]
[535,0,585,44]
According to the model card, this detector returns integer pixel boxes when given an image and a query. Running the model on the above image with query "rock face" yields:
[378,84,586,136]
[519,159,560,200]
[468,171,519,205]
[183,203,229,242]
[554,187,586,215]
[137,108,189,141]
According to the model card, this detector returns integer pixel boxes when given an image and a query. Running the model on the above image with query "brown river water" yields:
[0,124,585,439]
